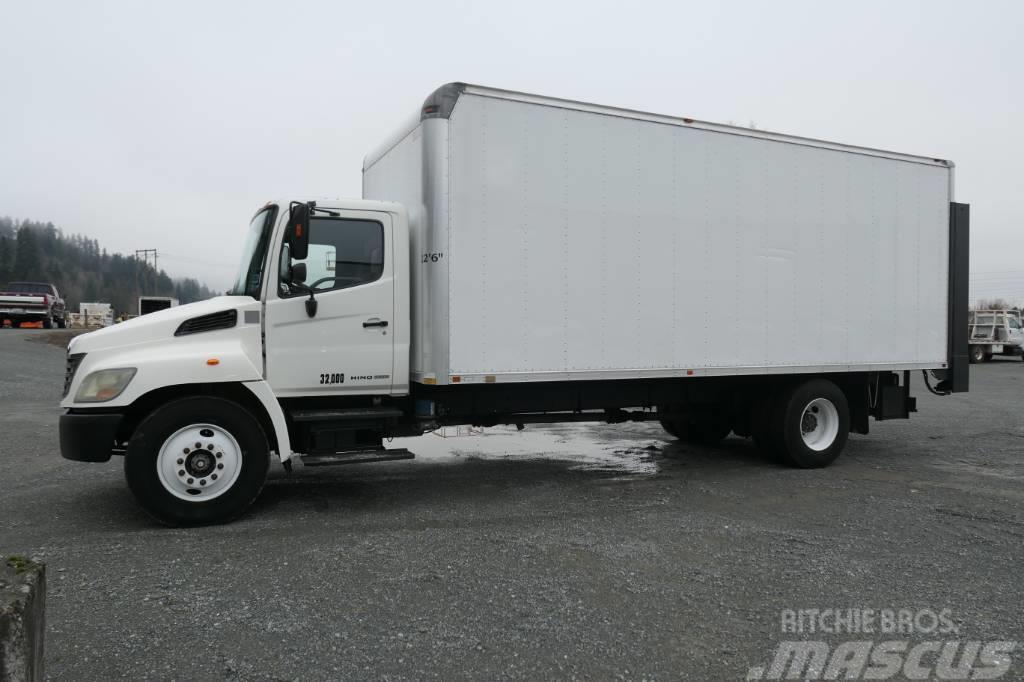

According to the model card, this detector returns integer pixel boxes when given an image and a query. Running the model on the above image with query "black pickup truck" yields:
[0,282,68,328]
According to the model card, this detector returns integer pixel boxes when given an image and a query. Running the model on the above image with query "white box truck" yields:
[58,83,970,525]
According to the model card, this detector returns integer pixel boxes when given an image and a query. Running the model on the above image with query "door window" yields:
[281,218,384,296]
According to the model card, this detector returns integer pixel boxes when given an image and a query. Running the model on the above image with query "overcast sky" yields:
[2,0,1022,303]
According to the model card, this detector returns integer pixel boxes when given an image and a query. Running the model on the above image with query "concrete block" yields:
[0,557,45,682]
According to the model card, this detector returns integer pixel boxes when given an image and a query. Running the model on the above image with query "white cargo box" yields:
[364,84,953,386]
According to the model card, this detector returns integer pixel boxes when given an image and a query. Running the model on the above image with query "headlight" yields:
[74,368,137,403]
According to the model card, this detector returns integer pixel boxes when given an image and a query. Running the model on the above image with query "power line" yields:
[135,248,158,272]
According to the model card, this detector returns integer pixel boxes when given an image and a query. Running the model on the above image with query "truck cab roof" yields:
[262,197,406,217]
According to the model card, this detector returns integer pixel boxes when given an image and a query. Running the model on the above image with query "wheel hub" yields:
[801,407,819,434]
[184,449,215,477]
[157,424,241,502]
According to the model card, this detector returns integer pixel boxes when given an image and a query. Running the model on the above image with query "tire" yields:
[56,314,67,329]
[124,396,270,526]
[769,379,850,468]
[658,417,684,439]
[983,352,993,362]
[42,315,53,329]
[969,346,984,364]
[657,406,731,445]
[749,392,781,458]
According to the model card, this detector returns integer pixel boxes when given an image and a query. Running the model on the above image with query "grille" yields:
[64,353,85,397]
[174,309,238,337]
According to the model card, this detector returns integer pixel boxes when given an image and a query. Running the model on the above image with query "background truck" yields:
[968,310,1024,362]
[58,83,970,525]
[0,281,68,328]
[138,296,178,316]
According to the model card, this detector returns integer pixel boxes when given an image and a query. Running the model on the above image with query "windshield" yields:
[230,207,277,298]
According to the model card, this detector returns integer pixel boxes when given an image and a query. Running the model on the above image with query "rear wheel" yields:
[969,345,984,364]
[769,379,850,468]
[124,396,270,526]
[42,315,53,329]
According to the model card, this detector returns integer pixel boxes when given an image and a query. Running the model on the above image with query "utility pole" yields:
[135,248,158,272]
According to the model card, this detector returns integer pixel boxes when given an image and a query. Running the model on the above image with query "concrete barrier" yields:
[0,557,45,682]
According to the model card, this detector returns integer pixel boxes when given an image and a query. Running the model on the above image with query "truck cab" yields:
[59,199,413,524]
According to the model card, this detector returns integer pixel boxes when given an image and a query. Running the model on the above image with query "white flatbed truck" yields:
[58,83,970,525]
[968,310,1024,362]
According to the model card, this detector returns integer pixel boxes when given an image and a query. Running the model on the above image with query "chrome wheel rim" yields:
[156,423,242,501]
[800,398,839,451]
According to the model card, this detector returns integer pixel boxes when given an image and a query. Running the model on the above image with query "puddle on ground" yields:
[392,423,663,477]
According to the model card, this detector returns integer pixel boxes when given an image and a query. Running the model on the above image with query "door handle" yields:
[363,319,389,328]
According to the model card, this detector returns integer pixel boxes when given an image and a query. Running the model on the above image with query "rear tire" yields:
[42,316,53,329]
[969,346,984,364]
[124,396,270,526]
[658,417,684,439]
[658,406,731,445]
[749,392,782,459]
[769,379,850,468]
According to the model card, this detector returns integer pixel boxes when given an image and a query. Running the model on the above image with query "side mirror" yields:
[291,262,307,284]
[287,202,311,260]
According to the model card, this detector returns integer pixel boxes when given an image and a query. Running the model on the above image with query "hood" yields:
[69,296,257,354]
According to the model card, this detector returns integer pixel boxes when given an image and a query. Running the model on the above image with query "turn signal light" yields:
[206,358,220,366]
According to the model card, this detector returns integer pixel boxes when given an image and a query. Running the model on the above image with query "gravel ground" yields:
[1,329,1023,680]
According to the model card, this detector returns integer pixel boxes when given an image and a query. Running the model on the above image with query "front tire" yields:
[769,379,850,468]
[124,396,270,526]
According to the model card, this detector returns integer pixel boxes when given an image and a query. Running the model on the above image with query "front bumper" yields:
[59,411,122,462]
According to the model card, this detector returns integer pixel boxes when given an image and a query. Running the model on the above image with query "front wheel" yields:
[770,379,850,468]
[124,396,270,526]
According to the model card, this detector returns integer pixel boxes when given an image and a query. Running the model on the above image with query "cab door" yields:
[264,210,395,396]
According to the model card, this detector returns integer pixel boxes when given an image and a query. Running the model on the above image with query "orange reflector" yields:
[451,375,461,383]
[295,224,303,237]
[422,377,437,385]
[207,358,220,366]
[686,370,694,376]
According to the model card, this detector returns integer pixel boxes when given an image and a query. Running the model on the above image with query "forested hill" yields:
[0,217,217,315]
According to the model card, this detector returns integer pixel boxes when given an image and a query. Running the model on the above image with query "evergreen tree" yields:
[0,236,11,282]
[13,227,43,280]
